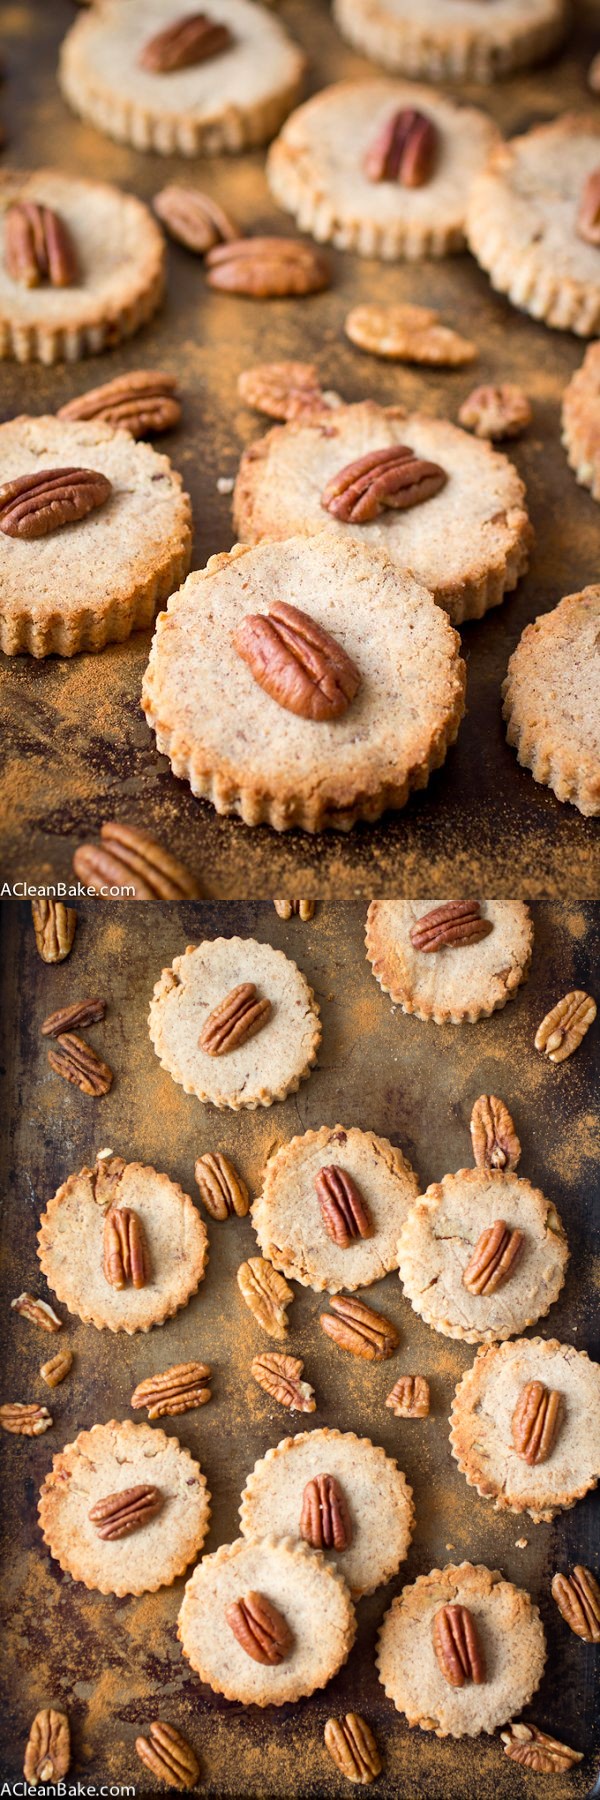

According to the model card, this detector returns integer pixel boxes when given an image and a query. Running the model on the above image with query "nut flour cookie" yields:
[376,1563,546,1737]
[502,587,600,817]
[142,535,466,832]
[332,0,569,83]
[0,414,191,656]
[267,80,500,261]
[60,0,306,157]
[450,1338,600,1522]
[398,1168,568,1343]
[253,1124,419,1292]
[562,342,600,500]
[240,1428,414,1597]
[365,901,533,1023]
[178,1535,356,1704]
[37,1154,208,1332]
[467,117,600,338]
[0,169,164,363]
[38,1418,210,1595]
[233,405,531,626]
[148,936,321,1108]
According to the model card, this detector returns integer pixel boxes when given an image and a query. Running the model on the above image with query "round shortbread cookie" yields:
[562,341,600,500]
[365,901,533,1023]
[502,586,600,817]
[376,1563,546,1737]
[450,1338,600,1522]
[332,0,569,84]
[240,1428,414,1597]
[253,1123,419,1292]
[467,116,600,338]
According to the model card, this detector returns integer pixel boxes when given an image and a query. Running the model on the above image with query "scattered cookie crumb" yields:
[217,475,234,494]
[515,1538,528,1549]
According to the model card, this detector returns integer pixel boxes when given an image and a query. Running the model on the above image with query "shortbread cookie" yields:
[0,169,164,363]
[365,901,533,1024]
[38,1419,210,1595]
[253,1124,419,1292]
[333,0,569,83]
[37,1154,208,1332]
[376,1563,546,1737]
[142,535,466,832]
[562,343,600,499]
[268,81,500,261]
[398,1168,568,1343]
[240,1428,414,1597]
[148,936,321,1108]
[467,117,600,338]
[178,1535,356,1704]
[0,415,191,657]
[233,405,531,626]
[450,1338,600,1522]
[502,588,600,817]
[60,0,305,157]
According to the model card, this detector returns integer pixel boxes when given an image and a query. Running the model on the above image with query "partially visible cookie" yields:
[333,0,569,82]
[397,1168,568,1342]
[450,1338,600,1522]
[253,1124,419,1292]
[562,342,600,501]
[240,1428,414,1598]
[376,1563,546,1737]
[502,588,600,817]
[467,117,600,337]
[365,901,533,1024]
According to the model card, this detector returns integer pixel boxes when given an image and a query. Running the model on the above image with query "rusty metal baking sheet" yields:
[0,898,598,1795]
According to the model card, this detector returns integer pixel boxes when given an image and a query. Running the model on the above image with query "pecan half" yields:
[225,1591,292,1665]
[103,1207,149,1289]
[41,997,106,1037]
[237,1258,293,1338]
[131,1362,211,1419]
[89,1484,163,1539]
[58,371,181,438]
[577,167,600,245]
[364,108,438,186]
[300,1473,352,1550]
[24,1709,70,1785]
[5,201,77,287]
[552,1566,600,1643]
[139,11,232,72]
[470,1095,521,1172]
[0,1402,52,1435]
[315,1167,373,1248]
[47,1032,113,1097]
[345,302,476,368]
[501,1723,583,1773]
[409,900,492,953]
[321,444,446,524]
[195,1151,249,1219]
[251,1352,315,1412]
[320,1294,399,1361]
[73,820,201,900]
[154,183,237,253]
[239,363,327,422]
[11,1293,62,1332]
[433,1604,485,1687]
[459,383,532,441]
[40,1350,73,1387]
[31,898,76,963]
[205,237,331,299]
[198,983,272,1055]
[324,1714,382,1785]
[0,467,112,539]
[535,990,596,1063]
[234,600,361,722]
[462,1220,524,1296]
[512,1380,562,1464]
[136,1721,200,1792]
[385,1375,430,1417]
[273,898,316,920]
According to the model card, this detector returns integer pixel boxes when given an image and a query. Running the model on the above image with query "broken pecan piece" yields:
[433,1604,485,1687]
[136,1721,200,1792]
[131,1362,211,1419]
[300,1473,352,1550]
[5,200,77,287]
[103,1207,149,1290]
[238,363,328,422]
[198,982,272,1055]
[58,371,181,438]
[315,1167,373,1248]
[345,301,476,367]
[459,383,532,441]
[552,1565,600,1643]
[364,108,438,186]
[0,467,112,539]
[24,1709,70,1785]
[89,1484,163,1539]
[205,236,330,299]
[40,1350,73,1387]
[195,1150,249,1219]
[139,10,232,72]
[237,1258,293,1339]
[273,898,316,920]
[72,820,201,900]
[41,997,106,1037]
[154,183,237,253]
[501,1723,582,1773]
[322,444,446,524]
[462,1220,524,1296]
[31,898,76,963]
[234,600,361,722]
[225,1591,292,1665]
[577,167,600,246]
[324,1714,381,1785]
[512,1380,562,1465]
[320,1293,399,1361]
[409,900,492,953]
[11,1293,62,1332]
[385,1375,430,1417]
[535,990,596,1063]
[0,1402,52,1435]
[251,1352,316,1412]
[470,1094,521,1171]
[47,1032,113,1097]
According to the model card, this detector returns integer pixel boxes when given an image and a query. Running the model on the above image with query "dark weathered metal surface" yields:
[0,899,598,1794]
[1,3,600,894]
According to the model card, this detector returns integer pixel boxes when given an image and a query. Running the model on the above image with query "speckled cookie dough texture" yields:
[148,936,321,1109]
[59,0,306,157]
[562,343,600,501]
[253,1124,419,1292]
[376,1563,546,1737]
[467,116,600,338]
[38,1419,211,1595]
[332,0,569,83]
[267,80,500,261]
[240,1428,414,1597]
[502,587,600,817]
[397,1168,568,1342]
[365,901,533,1023]
[178,1535,356,1704]
[450,1338,600,1522]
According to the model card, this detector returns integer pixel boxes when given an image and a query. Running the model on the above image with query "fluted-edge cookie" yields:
[503,587,600,817]
[365,901,533,1024]
[467,116,600,338]
[253,1123,419,1292]
[562,342,600,500]
[376,1563,546,1737]
[450,1338,600,1522]
[398,1168,568,1343]
[332,0,569,84]
[240,1428,414,1598]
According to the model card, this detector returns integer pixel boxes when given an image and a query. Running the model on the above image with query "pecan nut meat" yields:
[103,1207,149,1290]
[433,1603,485,1687]
[24,1709,70,1785]
[41,997,106,1038]
[11,1292,62,1332]
[345,301,476,368]
[139,10,232,72]
[501,1723,583,1773]
[47,1032,113,1096]
[238,363,328,423]
[315,1166,373,1248]
[154,183,237,253]
[40,1350,73,1388]
[251,1352,316,1412]
[205,236,331,299]
[198,982,272,1055]
[462,1220,524,1296]
[31,898,76,963]
[0,467,112,539]
[512,1380,562,1465]
[300,1473,352,1550]
[234,600,361,722]
[225,1590,293,1665]
[459,383,532,441]
[470,1094,521,1172]
[385,1375,430,1417]
[409,900,492,953]
[324,1713,382,1785]
[131,1361,211,1419]
[58,371,181,438]
[321,444,446,525]
[320,1293,399,1360]
[0,1402,52,1435]
[72,820,201,900]
[195,1150,249,1219]
[273,898,316,920]
[577,167,600,245]
[534,989,596,1063]
[364,107,438,187]
[237,1258,293,1339]
[5,200,77,287]
[135,1720,200,1792]
[89,1484,163,1540]
[551,1565,600,1643]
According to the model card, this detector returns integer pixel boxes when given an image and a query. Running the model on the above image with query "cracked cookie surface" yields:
[240,1428,414,1597]
[253,1124,419,1292]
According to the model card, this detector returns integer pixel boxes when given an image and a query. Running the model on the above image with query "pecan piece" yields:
[577,167,600,246]
[11,1293,62,1332]
[459,383,532,441]
[534,990,596,1063]
[385,1375,430,1417]
[364,108,438,186]
[273,898,316,920]
[136,1721,200,1791]
[41,997,106,1037]
[239,363,328,422]
[47,1032,113,1096]
[409,900,492,953]
[0,1402,52,1435]
[195,1150,249,1219]
[315,1167,373,1248]
[154,183,237,253]
[205,237,330,299]
[552,1565,600,1643]
[72,820,201,900]
[470,1094,521,1172]
[234,600,361,722]
[40,1350,73,1388]
[139,11,232,72]
[58,371,181,438]
[131,1361,211,1419]
[433,1604,485,1687]
[5,200,77,287]
[31,898,76,963]
[321,444,446,524]
[89,1484,163,1539]
[198,982,272,1055]
[300,1473,352,1550]
[324,1714,382,1785]
[103,1207,149,1289]
[345,302,476,367]
[512,1380,562,1465]
[0,467,112,539]
[225,1591,292,1665]
[462,1220,524,1296]
[24,1708,70,1785]
[501,1723,583,1773]
[237,1258,293,1339]
[320,1293,399,1361]
[251,1352,316,1412]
